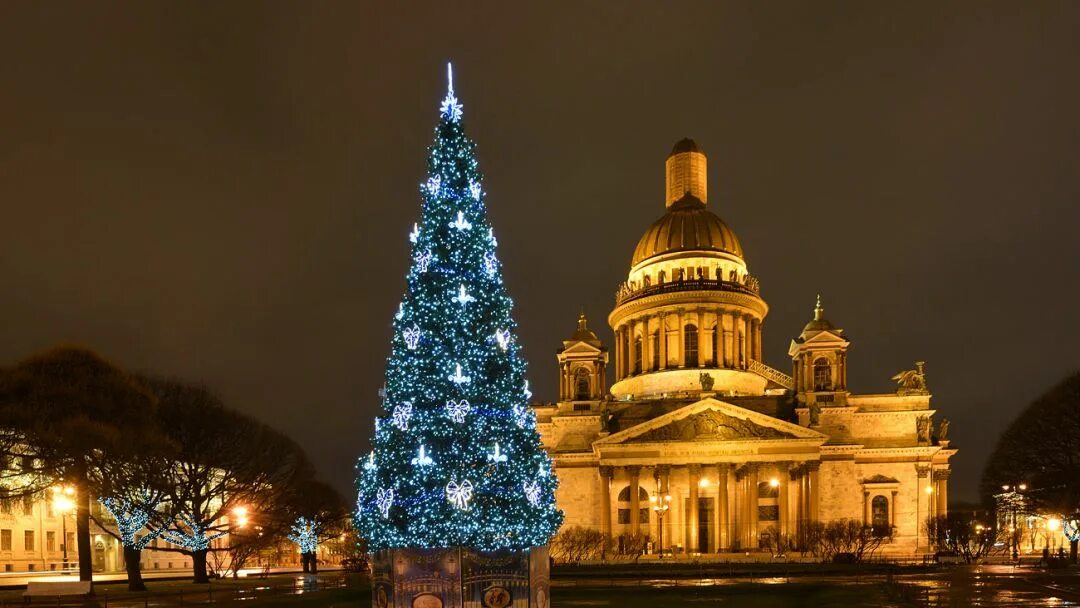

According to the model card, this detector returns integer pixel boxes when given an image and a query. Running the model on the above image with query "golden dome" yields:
[630,193,744,267]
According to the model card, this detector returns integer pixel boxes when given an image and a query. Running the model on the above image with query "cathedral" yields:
[533,139,956,556]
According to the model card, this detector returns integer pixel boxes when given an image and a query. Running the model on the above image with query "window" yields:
[574,368,590,400]
[46,501,54,518]
[24,530,34,551]
[46,531,55,552]
[813,358,832,391]
[758,505,779,521]
[66,532,74,553]
[0,489,10,515]
[22,497,32,516]
[0,530,10,551]
[633,337,642,374]
[684,324,698,367]
[757,481,779,499]
[616,486,651,526]
[872,495,890,533]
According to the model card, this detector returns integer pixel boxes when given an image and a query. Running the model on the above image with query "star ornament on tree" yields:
[391,402,413,430]
[446,399,471,423]
[440,63,463,122]
[493,329,511,351]
[446,479,474,510]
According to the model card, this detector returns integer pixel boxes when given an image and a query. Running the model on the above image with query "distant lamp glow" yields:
[698,478,710,488]
[925,486,934,495]
[1049,518,1062,532]
[232,506,249,528]
[1018,484,1028,491]
[769,478,780,489]
[53,494,74,514]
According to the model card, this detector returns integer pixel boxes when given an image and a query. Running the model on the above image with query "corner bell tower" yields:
[556,311,609,406]
[789,295,850,406]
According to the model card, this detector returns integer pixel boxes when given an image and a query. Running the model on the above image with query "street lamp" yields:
[649,488,671,559]
[231,506,249,529]
[1001,483,1027,561]
[52,486,75,570]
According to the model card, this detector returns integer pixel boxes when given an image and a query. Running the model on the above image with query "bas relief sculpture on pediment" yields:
[630,409,795,443]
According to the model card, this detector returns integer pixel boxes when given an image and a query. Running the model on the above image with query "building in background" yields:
[534,139,957,555]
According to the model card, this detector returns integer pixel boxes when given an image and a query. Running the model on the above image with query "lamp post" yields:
[649,487,671,559]
[1001,483,1027,561]
[52,486,75,571]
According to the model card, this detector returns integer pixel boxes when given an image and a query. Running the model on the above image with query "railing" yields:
[748,360,794,390]
[615,276,759,307]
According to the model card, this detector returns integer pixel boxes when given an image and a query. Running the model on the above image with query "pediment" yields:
[595,398,827,446]
[801,330,848,345]
[863,474,900,484]
[559,342,604,355]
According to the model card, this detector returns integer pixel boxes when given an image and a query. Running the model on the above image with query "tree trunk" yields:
[1071,540,1078,563]
[192,550,209,584]
[308,553,318,574]
[124,546,146,591]
[300,553,310,573]
[75,472,94,589]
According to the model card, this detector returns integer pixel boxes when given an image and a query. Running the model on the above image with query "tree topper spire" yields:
[440,62,463,122]
[814,294,824,321]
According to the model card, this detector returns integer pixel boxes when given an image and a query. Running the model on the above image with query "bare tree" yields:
[140,377,314,583]
[550,526,607,564]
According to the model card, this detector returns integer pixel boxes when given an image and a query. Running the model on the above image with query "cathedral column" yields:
[778,467,790,537]
[756,319,764,360]
[890,490,899,530]
[658,313,668,370]
[717,308,728,368]
[734,313,743,371]
[658,466,671,554]
[807,462,821,523]
[628,466,641,533]
[718,464,730,551]
[641,315,652,372]
[599,467,613,549]
[614,327,623,380]
[677,309,686,368]
[838,352,847,390]
[748,465,759,547]
[862,490,871,525]
[688,465,700,552]
[627,319,638,376]
[935,470,950,516]
[697,311,707,368]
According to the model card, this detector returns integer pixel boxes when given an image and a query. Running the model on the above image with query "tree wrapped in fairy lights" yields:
[355,64,561,552]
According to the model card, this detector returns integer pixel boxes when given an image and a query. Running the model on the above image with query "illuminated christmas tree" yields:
[355,64,561,553]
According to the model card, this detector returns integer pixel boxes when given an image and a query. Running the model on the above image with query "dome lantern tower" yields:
[666,138,708,207]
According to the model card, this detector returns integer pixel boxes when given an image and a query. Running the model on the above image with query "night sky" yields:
[2,2,1078,503]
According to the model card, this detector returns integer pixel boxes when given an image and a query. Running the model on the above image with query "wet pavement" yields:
[550,565,1080,607]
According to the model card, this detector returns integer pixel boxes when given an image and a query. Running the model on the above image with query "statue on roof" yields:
[892,361,929,395]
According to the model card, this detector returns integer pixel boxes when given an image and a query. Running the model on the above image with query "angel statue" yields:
[892,361,929,395]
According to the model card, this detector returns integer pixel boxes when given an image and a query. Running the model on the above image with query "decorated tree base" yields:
[371,545,549,608]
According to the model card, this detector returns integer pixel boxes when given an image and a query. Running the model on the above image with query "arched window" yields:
[574,368,590,400]
[871,495,890,533]
[813,358,832,391]
[616,486,651,525]
[650,332,659,371]
[684,324,699,367]
[633,336,643,374]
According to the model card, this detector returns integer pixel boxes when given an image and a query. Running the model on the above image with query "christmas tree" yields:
[355,64,561,552]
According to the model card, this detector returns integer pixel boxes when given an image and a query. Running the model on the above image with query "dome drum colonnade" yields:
[608,139,769,399]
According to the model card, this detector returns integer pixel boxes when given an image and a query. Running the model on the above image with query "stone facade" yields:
[533,140,956,556]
